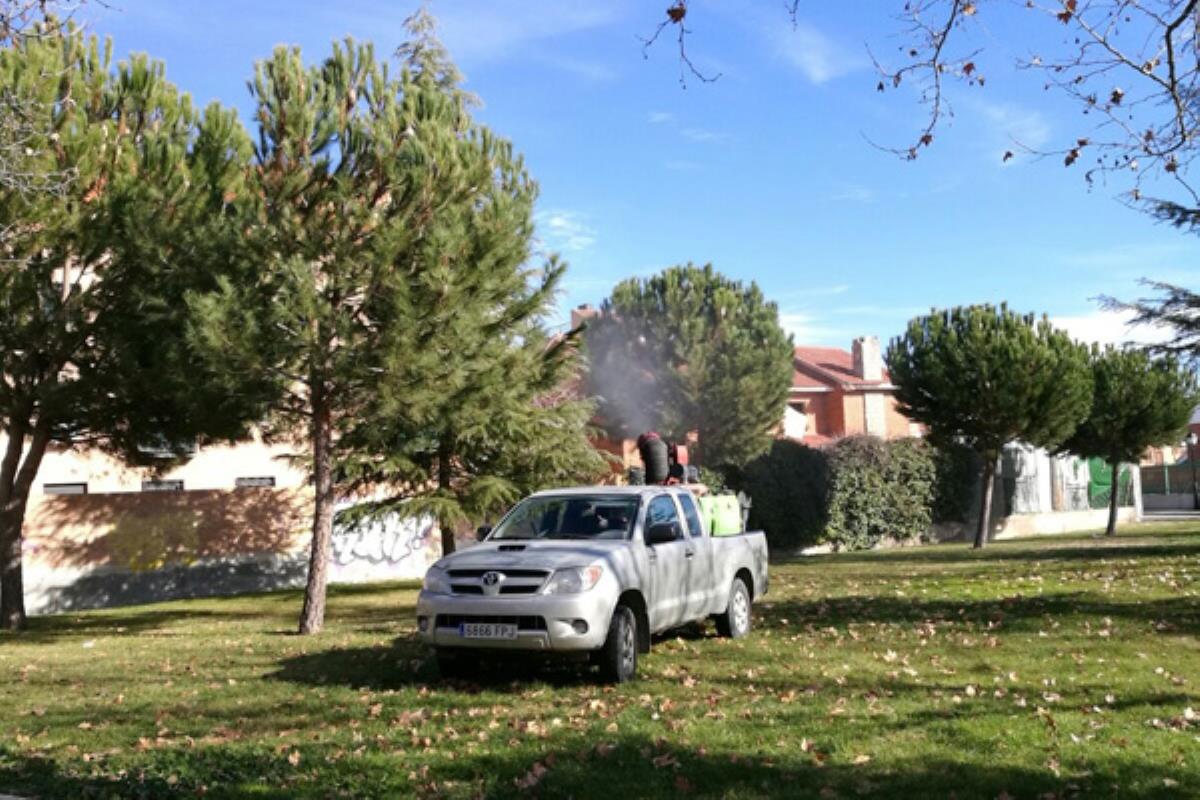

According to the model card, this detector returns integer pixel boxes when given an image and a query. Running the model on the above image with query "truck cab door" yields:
[643,494,690,632]
[677,492,716,618]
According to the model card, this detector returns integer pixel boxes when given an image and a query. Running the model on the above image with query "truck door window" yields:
[678,493,705,539]
[646,495,682,540]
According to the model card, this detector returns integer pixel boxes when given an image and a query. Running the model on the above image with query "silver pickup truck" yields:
[415,485,769,682]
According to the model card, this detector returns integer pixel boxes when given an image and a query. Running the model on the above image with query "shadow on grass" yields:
[758,591,1200,635]
[797,537,1200,567]
[8,607,243,644]
[2,732,1194,799]
[267,634,612,692]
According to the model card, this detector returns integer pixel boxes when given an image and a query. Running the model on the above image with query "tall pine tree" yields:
[189,38,491,634]
[584,263,794,469]
[1061,347,1196,535]
[0,25,258,629]
[886,305,1094,549]
[337,11,607,556]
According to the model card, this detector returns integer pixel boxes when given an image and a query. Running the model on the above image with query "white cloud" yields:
[680,127,733,144]
[772,22,864,84]
[1057,242,1193,272]
[1052,308,1173,347]
[535,209,597,252]
[970,99,1052,160]
[428,0,627,62]
[773,284,851,301]
[830,184,877,203]
[535,54,619,83]
[647,112,731,144]
[777,310,861,345]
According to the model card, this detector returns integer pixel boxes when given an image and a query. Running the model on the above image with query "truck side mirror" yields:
[475,525,492,541]
[645,522,678,546]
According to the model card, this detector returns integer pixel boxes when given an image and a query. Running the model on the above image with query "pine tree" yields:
[1102,276,1200,366]
[886,305,1093,549]
[188,36,497,634]
[584,263,794,469]
[0,25,257,629]
[337,13,608,556]
[1061,347,1197,535]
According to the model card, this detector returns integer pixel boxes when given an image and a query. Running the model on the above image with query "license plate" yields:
[460,622,518,640]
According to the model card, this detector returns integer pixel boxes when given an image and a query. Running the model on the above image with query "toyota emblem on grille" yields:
[481,571,503,587]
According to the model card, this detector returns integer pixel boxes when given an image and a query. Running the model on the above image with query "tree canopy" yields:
[1061,347,1196,534]
[335,11,609,555]
[584,263,794,470]
[190,15,605,631]
[886,304,1093,548]
[0,23,256,629]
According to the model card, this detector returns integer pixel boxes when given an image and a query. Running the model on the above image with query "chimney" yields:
[571,303,599,330]
[852,336,883,381]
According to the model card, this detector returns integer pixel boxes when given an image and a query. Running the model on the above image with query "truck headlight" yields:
[542,566,604,595]
[423,565,451,594]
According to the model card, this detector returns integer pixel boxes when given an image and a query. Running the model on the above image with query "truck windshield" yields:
[490,496,640,541]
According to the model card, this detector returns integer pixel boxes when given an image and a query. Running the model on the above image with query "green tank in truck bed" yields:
[698,493,743,536]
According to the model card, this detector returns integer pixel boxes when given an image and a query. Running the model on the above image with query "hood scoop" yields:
[497,544,527,552]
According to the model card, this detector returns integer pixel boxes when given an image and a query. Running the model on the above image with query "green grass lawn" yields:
[2,522,1199,799]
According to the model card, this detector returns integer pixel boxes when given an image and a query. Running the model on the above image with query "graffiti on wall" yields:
[330,513,438,579]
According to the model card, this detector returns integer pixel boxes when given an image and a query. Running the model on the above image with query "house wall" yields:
[884,399,914,438]
[14,433,309,495]
[841,393,866,436]
[17,461,441,615]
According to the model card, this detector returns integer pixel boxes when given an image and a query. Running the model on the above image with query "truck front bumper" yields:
[416,590,614,652]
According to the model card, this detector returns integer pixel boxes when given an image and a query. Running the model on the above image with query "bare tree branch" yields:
[639,1,721,88]
[645,1,1200,207]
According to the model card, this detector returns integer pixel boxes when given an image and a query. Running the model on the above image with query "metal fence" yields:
[1141,464,1198,495]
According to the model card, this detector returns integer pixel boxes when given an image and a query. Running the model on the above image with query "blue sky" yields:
[82,0,1200,349]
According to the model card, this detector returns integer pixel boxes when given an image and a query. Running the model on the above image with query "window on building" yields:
[141,479,184,492]
[235,476,276,489]
[44,482,87,495]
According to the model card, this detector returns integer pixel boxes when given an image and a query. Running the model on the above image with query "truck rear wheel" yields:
[715,577,752,638]
[597,605,638,683]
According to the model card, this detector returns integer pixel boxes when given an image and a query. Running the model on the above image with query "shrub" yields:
[733,439,828,549]
[883,437,936,539]
[824,436,937,550]
[824,436,891,551]
[736,435,947,552]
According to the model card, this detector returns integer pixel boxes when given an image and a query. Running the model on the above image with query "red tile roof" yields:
[793,346,891,390]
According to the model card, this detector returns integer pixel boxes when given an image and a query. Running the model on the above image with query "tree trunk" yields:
[1,420,50,631]
[1106,459,1120,537]
[974,455,996,550]
[438,435,456,557]
[298,392,334,635]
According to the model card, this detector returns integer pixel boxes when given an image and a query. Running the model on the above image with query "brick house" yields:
[784,336,919,446]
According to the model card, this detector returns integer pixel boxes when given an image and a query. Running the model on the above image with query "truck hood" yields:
[434,540,629,573]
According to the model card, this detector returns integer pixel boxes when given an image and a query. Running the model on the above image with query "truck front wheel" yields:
[715,577,752,638]
[597,605,638,683]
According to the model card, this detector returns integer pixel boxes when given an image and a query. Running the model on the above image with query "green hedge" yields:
[732,435,949,552]
[825,436,935,550]
[731,439,828,549]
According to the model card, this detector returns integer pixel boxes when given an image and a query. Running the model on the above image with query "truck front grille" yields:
[447,568,548,579]
[435,614,547,631]
[446,568,550,597]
